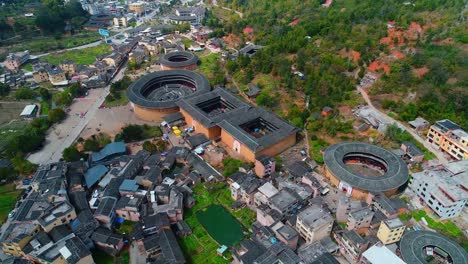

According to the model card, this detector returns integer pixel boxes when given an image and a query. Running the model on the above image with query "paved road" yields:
[357,86,448,163]
[130,241,146,264]
[27,66,127,165]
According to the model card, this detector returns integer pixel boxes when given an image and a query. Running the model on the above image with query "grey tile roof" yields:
[217,106,299,153]
[143,229,185,263]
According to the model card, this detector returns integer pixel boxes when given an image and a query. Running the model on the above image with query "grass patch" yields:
[398,213,412,221]
[40,101,50,115]
[232,207,256,229]
[117,221,135,235]
[22,63,33,72]
[309,139,329,163]
[7,32,101,55]
[142,125,163,139]
[196,53,221,77]
[104,90,129,107]
[411,210,463,238]
[253,74,277,91]
[117,249,129,264]
[0,183,23,223]
[92,249,114,264]
[182,37,193,48]
[40,44,111,65]
[0,120,29,153]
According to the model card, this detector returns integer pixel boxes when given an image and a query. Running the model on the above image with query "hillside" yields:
[210,0,467,129]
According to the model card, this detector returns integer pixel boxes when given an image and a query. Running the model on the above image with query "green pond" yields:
[196,204,244,246]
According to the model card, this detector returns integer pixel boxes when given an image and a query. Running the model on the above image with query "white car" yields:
[8,211,15,218]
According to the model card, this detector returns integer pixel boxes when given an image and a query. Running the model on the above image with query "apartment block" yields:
[296,204,334,243]
[409,160,467,219]
[347,207,374,231]
[377,218,405,245]
[427,119,468,160]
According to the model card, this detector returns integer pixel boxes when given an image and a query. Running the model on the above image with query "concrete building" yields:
[296,204,334,243]
[128,1,146,16]
[254,155,276,178]
[427,119,468,160]
[230,172,262,205]
[401,141,424,163]
[409,160,468,219]
[268,188,300,217]
[361,243,405,264]
[377,218,405,245]
[336,195,363,222]
[3,51,30,70]
[409,117,429,131]
[334,230,369,263]
[38,201,77,232]
[33,68,49,83]
[254,182,279,207]
[59,60,76,75]
[347,207,374,231]
[169,6,205,26]
[19,104,38,119]
[0,223,40,256]
[271,222,299,250]
[46,66,68,86]
[115,196,142,222]
[113,16,135,28]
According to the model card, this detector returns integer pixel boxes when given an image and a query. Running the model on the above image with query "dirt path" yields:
[357,86,448,163]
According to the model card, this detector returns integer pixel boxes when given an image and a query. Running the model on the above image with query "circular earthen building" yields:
[323,142,408,199]
[159,51,198,70]
[127,70,210,122]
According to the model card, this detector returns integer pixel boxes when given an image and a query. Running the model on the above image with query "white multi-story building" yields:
[409,160,468,219]
[296,204,334,243]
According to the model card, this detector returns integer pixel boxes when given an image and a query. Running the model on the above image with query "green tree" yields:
[0,82,10,96]
[84,138,100,152]
[121,125,144,142]
[38,87,51,100]
[222,158,248,177]
[15,88,36,100]
[142,141,158,153]
[48,108,66,123]
[62,145,82,161]
[11,155,37,175]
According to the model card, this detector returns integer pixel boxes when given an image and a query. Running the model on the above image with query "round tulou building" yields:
[323,142,409,199]
[126,69,210,122]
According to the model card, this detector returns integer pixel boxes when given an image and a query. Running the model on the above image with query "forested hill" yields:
[211,0,467,129]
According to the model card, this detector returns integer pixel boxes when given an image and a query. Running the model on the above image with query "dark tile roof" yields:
[287,161,313,178]
[91,227,123,246]
[49,225,73,242]
[186,133,209,148]
[95,197,117,218]
[60,236,91,264]
[311,253,339,264]
[143,230,185,263]
[68,191,89,213]
[104,178,125,198]
[186,153,223,181]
